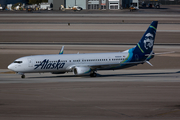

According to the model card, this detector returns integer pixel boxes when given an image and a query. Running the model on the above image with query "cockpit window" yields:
[14,61,23,64]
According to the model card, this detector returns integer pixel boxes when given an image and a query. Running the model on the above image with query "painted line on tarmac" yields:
[0,71,15,74]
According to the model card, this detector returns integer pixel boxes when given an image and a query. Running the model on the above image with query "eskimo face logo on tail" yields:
[34,59,65,70]
[144,33,154,50]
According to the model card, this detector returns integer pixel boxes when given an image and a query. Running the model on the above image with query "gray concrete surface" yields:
[0,31,179,44]
[1,14,180,24]
[0,8,180,120]
[0,24,180,32]
[0,69,180,83]
[0,69,180,120]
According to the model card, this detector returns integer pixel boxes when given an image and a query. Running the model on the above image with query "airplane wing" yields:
[67,51,154,71]
[86,61,145,69]
[88,51,154,69]
[67,61,144,71]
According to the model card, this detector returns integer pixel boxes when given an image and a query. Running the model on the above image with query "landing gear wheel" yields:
[21,75,25,79]
[90,72,97,77]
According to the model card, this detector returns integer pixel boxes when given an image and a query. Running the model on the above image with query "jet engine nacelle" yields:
[73,67,91,75]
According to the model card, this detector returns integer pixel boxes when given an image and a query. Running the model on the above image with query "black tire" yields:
[21,75,25,79]
[90,73,97,77]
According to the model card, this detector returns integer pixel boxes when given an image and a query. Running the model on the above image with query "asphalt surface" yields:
[0,24,180,32]
[0,6,180,120]
[0,69,180,83]
[1,14,180,24]
[0,31,179,44]
[0,69,180,120]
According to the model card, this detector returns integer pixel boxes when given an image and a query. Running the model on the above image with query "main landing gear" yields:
[90,72,97,77]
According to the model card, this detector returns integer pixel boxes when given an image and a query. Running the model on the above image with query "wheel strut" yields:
[90,72,97,77]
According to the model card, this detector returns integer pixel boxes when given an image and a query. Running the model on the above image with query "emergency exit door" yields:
[28,58,33,67]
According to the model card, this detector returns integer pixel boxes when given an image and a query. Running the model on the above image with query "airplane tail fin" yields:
[133,21,158,54]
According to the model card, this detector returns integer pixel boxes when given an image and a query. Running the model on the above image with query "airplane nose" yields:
[8,64,13,70]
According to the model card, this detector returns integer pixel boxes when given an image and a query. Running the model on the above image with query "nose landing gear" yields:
[18,72,25,79]
[21,75,25,79]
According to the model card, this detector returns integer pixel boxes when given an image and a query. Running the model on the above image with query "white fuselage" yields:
[8,52,129,74]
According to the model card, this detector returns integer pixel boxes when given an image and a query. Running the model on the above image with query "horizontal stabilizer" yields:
[145,51,175,56]
[146,61,153,66]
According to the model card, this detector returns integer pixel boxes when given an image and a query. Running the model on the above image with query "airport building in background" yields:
[50,0,138,10]
[50,0,180,10]
[139,0,180,5]
[0,0,28,6]
[1,0,180,10]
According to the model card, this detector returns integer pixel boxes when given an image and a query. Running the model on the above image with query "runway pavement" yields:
[0,69,180,120]
[0,10,180,120]
[0,69,180,83]
[0,31,180,44]
[1,16,180,24]
[0,24,180,32]
[1,11,180,24]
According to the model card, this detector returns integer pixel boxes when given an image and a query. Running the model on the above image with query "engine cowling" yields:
[73,67,91,75]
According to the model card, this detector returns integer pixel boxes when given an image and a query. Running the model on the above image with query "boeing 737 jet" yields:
[8,21,159,78]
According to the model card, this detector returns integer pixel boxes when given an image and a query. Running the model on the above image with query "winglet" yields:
[59,46,64,54]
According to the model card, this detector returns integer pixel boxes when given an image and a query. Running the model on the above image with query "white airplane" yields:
[8,21,159,78]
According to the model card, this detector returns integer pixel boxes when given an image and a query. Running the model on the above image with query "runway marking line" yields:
[0,71,15,74]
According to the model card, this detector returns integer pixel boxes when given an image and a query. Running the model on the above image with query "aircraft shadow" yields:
[28,71,179,79]
[97,71,179,78]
